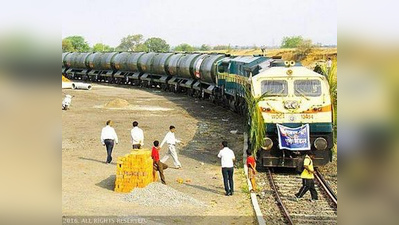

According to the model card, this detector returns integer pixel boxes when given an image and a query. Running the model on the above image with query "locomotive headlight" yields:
[284,100,299,109]
[262,137,273,150]
[313,107,322,112]
[314,137,328,150]
[260,107,271,112]
[292,101,299,109]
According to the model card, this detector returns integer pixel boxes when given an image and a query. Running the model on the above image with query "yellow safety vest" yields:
[301,155,314,179]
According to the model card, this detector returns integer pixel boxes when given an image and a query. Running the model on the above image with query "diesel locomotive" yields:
[62,51,334,168]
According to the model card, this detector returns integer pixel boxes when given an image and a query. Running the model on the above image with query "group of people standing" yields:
[100,120,318,200]
[100,120,183,184]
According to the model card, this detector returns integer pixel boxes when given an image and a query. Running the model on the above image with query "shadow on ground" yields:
[79,156,117,165]
[96,175,116,191]
[183,183,222,195]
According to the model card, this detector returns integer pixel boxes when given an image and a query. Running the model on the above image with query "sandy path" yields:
[62,84,255,224]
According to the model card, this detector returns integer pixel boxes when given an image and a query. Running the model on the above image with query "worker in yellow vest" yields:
[295,151,318,201]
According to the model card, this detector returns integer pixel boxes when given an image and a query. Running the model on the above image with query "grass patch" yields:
[237,168,251,196]
[241,183,250,195]
[235,159,244,169]
[321,60,337,142]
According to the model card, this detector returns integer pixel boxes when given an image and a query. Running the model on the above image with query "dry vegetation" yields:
[201,48,337,67]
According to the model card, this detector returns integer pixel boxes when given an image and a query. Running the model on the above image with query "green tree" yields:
[199,44,211,51]
[174,43,195,52]
[63,36,90,52]
[281,35,304,48]
[135,43,148,52]
[62,39,74,52]
[117,34,144,51]
[92,43,113,52]
[144,37,170,52]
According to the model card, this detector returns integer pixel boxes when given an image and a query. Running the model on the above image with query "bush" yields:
[295,39,314,61]
[174,43,195,52]
[321,60,337,141]
[281,36,304,48]
[244,86,267,158]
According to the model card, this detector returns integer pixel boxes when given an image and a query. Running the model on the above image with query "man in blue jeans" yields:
[100,120,119,164]
[217,141,236,196]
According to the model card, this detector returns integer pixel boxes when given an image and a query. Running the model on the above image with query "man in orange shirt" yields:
[152,140,168,184]
[246,150,257,192]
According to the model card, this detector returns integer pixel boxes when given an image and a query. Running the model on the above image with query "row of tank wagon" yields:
[62,52,267,97]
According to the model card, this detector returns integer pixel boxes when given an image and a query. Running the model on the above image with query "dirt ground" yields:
[62,84,255,224]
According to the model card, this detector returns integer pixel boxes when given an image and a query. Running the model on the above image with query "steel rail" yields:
[315,169,337,206]
[267,169,294,225]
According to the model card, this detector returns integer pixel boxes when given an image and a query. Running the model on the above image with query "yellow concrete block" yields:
[114,149,154,192]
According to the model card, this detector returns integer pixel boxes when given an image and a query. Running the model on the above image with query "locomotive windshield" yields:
[261,80,288,96]
[294,79,322,97]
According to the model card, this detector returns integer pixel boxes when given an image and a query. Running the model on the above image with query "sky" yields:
[62,0,337,47]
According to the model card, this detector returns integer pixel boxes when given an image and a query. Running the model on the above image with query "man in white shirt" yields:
[100,120,119,164]
[62,94,73,110]
[130,121,144,149]
[218,141,235,196]
[326,57,332,74]
[160,125,182,169]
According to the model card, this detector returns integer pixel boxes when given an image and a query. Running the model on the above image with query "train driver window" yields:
[294,79,321,97]
[261,80,288,96]
[218,62,229,73]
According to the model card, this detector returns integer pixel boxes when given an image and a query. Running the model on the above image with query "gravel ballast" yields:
[123,182,207,208]
[256,154,338,224]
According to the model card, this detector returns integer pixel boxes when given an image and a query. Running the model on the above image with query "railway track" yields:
[267,168,337,224]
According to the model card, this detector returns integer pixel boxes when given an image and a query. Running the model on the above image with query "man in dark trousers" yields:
[100,120,119,164]
[295,151,318,201]
[217,141,235,196]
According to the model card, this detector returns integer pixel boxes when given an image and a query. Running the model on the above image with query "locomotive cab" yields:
[252,62,334,168]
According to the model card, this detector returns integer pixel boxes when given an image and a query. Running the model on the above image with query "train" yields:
[62,51,334,168]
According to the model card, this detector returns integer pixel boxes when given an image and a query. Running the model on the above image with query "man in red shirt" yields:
[246,150,257,192]
[152,140,168,184]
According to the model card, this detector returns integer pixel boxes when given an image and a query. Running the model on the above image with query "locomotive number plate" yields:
[301,114,314,119]
[271,114,284,119]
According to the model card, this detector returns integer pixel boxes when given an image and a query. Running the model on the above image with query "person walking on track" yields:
[160,125,182,169]
[131,121,144,149]
[100,120,119,164]
[295,151,318,201]
[218,141,235,196]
